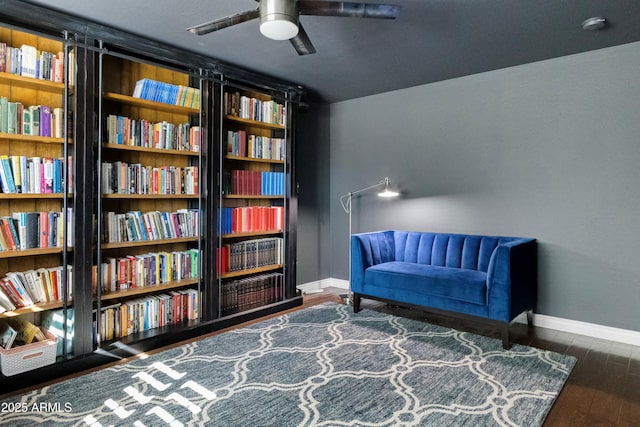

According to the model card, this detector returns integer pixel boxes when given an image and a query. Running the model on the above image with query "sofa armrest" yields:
[350,235,369,292]
[486,238,537,322]
[350,231,396,292]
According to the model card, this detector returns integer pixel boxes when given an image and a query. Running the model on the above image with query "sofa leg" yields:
[353,293,361,313]
[501,324,511,350]
[526,310,534,328]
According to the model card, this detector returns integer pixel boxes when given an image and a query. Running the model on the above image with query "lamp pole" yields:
[340,177,398,304]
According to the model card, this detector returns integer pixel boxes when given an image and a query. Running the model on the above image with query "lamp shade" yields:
[260,0,299,40]
[378,177,399,198]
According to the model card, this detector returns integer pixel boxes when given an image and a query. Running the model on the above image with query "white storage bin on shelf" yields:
[0,328,57,376]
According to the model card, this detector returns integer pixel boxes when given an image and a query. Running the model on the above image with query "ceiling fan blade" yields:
[290,23,316,55]
[299,1,400,19]
[187,9,260,35]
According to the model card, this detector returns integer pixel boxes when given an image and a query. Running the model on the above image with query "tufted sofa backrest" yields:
[354,230,522,273]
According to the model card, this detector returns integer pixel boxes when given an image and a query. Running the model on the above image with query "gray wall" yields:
[296,100,332,284]
[328,41,640,332]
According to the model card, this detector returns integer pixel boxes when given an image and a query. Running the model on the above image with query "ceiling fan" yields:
[187,0,400,55]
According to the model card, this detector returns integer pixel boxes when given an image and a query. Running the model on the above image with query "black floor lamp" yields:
[339,177,399,304]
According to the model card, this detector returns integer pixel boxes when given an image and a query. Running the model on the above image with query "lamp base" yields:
[339,292,353,306]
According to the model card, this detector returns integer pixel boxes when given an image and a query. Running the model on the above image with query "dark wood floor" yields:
[301,287,640,427]
[3,287,639,426]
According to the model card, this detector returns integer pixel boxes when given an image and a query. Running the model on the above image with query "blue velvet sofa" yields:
[350,230,537,349]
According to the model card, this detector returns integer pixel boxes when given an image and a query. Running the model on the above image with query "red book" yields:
[0,218,17,250]
[192,166,199,195]
[127,255,137,288]
[118,257,127,290]
[39,211,49,248]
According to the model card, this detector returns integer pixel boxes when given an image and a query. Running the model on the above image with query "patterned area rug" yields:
[0,303,575,426]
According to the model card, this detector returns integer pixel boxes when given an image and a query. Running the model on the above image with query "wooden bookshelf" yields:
[103,92,199,115]
[96,53,202,346]
[217,85,289,317]
[0,247,65,259]
[0,28,73,376]
[0,193,68,199]
[224,115,285,130]
[102,194,198,199]
[0,133,64,144]
[221,230,283,239]
[225,154,285,164]
[100,278,200,301]
[223,194,284,200]
[0,71,65,93]
[219,264,284,279]
[103,143,199,156]
[101,237,198,250]
[0,300,70,319]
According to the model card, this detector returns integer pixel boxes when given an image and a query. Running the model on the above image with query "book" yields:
[0,96,8,133]
[9,318,45,345]
[0,155,16,193]
[0,323,18,349]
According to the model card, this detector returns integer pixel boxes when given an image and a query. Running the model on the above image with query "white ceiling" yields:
[19,0,640,102]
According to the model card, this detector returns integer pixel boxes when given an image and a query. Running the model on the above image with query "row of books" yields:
[224,91,286,126]
[216,237,283,274]
[0,98,65,137]
[101,162,199,196]
[217,206,284,235]
[226,130,285,161]
[0,155,71,194]
[0,265,72,313]
[132,78,201,110]
[92,249,200,293]
[103,209,200,244]
[0,43,71,83]
[221,273,283,317]
[96,289,198,342]
[223,170,285,196]
[0,210,73,252]
[105,114,200,152]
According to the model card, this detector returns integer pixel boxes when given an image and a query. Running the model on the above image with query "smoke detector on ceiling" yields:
[582,17,607,31]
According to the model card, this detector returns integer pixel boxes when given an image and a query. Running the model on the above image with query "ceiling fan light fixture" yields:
[260,17,299,40]
[259,0,299,40]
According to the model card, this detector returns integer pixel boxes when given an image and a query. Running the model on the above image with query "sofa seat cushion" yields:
[364,262,487,305]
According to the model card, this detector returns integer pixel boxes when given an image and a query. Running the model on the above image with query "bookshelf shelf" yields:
[0,133,65,144]
[219,264,284,279]
[225,154,285,165]
[100,278,200,301]
[103,143,199,157]
[0,300,70,319]
[0,193,68,199]
[224,115,285,130]
[0,247,65,259]
[103,92,199,115]
[221,230,283,239]
[102,194,198,199]
[101,237,198,250]
[223,194,284,200]
[0,72,65,93]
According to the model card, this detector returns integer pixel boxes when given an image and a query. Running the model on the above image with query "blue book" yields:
[53,158,62,193]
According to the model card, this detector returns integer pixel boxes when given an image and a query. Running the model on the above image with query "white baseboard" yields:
[296,278,348,293]
[530,313,640,347]
[298,278,640,347]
